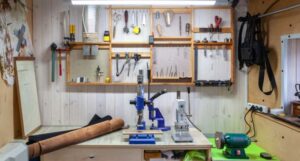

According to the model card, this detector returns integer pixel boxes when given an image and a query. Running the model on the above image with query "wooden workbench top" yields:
[34,126,212,150]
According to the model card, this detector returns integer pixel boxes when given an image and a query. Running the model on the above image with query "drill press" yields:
[129,69,170,144]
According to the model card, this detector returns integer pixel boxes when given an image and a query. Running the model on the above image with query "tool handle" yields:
[58,51,62,76]
[124,10,128,23]
[50,43,57,82]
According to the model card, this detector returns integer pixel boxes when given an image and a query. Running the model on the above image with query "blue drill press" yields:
[129,69,170,144]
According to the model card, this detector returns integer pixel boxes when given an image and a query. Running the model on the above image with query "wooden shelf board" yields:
[111,42,150,47]
[66,82,194,86]
[69,42,110,46]
[154,37,192,41]
[154,42,192,45]
[111,52,150,59]
[194,42,232,46]
[193,27,232,33]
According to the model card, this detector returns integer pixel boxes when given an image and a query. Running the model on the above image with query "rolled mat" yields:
[28,118,124,159]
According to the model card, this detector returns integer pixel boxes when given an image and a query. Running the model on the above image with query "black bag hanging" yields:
[238,13,277,95]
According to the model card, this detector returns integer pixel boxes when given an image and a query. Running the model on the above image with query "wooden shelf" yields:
[111,52,150,59]
[194,42,232,46]
[111,42,150,47]
[193,27,232,33]
[66,82,193,86]
[69,42,110,45]
[154,42,192,46]
[154,37,192,41]
[63,7,234,87]
[69,42,110,50]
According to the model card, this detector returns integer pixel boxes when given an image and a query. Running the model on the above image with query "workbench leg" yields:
[206,149,212,161]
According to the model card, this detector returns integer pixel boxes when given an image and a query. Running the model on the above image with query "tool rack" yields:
[62,7,234,87]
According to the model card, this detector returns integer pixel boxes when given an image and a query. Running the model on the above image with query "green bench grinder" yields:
[215,132,251,159]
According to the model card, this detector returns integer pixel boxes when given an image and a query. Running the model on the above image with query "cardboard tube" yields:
[28,118,124,159]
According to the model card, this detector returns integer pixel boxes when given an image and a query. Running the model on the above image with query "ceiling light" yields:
[71,0,216,6]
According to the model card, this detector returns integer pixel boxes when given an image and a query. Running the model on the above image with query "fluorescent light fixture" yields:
[71,0,216,6]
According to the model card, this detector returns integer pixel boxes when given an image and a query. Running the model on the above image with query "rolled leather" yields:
[28,118,124,159]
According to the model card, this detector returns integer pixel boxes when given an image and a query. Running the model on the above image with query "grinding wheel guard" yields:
[28,118,125,159]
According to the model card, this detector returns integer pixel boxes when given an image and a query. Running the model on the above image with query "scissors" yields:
[113,12,122,38]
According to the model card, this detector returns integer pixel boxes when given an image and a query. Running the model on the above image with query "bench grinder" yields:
[215,132,251,159]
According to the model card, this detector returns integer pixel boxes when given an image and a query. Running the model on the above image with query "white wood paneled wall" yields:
[33,0,248,133]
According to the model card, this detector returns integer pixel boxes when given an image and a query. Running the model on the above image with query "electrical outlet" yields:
[247,103,284,115]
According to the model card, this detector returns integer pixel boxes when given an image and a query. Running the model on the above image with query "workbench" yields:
[33,127,212,161]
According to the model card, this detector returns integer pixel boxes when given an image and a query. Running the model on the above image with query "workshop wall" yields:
[248,0,300,108]
[32,0,248,133]
[0,0,32,148]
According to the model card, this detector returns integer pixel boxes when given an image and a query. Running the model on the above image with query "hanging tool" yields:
[131,10,135,28]
[96,65,104,81]
[69,25,75,42]
[58,49,62,77]
[112,11,121,38]
[103,31,110,42]
[209,24,214,41]
[142,11,146,26]
[155,11,160,19]
[115,53,131,77]
[185,23,191,35]
[215,16,222,32]
[133,53,141,71]
[174,65,178,77]
[50,43,57,82]
[295,84,300,99]
[179,16,182,36]
[133,10,141,35]
[156,24,163,37]
[123,10,129,34]
[202,38,208,57]
[63,10,70,46]
[163,10,174,27]
[127,54,131,76]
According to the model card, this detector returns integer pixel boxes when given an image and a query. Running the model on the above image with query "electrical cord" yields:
[244,106,254,135]
[244,105,261,138]
[183,111,202,132]
[249,110,257,138]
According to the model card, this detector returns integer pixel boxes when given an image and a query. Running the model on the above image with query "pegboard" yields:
[196,48,231,81]
[152,47,192,79]
[69,50,110,82]
[111,9,150,42]
[152,10,191,37]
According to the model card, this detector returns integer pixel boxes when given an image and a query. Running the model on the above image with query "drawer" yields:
[42,147,143,161]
